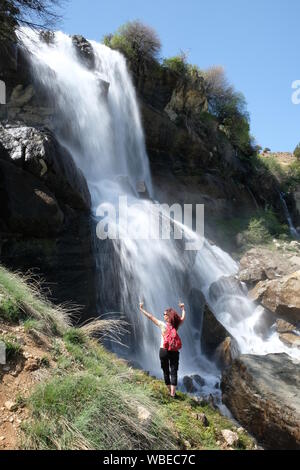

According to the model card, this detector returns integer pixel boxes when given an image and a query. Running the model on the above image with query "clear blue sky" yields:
[57,0,300,152]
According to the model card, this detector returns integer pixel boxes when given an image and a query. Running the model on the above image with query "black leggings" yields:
[159,348,179,386]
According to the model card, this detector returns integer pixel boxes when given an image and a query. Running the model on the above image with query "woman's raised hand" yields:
[139,301,144,310]
[179,302,185,309]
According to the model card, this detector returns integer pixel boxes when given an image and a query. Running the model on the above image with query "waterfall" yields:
[279,191,300,239]
[18,28,300,396]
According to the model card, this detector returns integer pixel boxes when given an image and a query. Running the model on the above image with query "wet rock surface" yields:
[201,304,240,368]
[221,353,300,449]
[249,270,300,324]
[238,247,300,287]
[0,124,96,318]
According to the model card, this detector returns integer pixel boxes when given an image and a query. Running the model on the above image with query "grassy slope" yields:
[0,264,255,450]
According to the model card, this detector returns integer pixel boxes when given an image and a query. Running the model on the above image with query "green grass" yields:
[214,208,289,255]
[20,334,255,450]
[63,328,86,345]
[0,263,255,450]
[0,265,72,335]
[0,293,21,323]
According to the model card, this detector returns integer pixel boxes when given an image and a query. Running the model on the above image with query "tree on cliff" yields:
[103,20,161,73]
[203,66,252,154]
[0,0,63,41]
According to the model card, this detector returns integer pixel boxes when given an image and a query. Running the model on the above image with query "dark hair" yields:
[165,308,181,330]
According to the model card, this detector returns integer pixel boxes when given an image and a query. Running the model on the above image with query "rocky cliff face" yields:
[0,122,96,318]
[128,61,285,243]
[0,33,290,316]
[221,353,300,449]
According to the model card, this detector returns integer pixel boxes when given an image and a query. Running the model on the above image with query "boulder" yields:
[221,429,239,447]
[4,400,18,412]
[275,319,300,348]
[201,304,240,367]
[249,270,300,324]
[0,124,91,211]
[221,353,300,449]
[183,376,197,393]
[215,336,240,368]
[190,374,205,387]
[238,247,300,286]
[196,412,209,427]
[209,275,247,303]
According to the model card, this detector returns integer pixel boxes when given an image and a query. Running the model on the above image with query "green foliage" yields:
[285,160,300,191]
[23,319,43,333]
[244,218,271,245]
[22,347,177,450]
[0,265,71,336]
[215,208,289,252]
[163,54,188,75]
[294,143,300,160]
[259,154,285,182]
[0,293,21,323]
[63,328,86,345]
[20,321,255,451]
[201,66,252,154]
[103,20,161,67]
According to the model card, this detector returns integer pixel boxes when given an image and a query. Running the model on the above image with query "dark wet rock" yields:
[209,275,247,303]
[0,124,91,210]
[196,412,209,427]
[221,353,300,449]
[215,336,240,369]
[0,123,96,319]
[201,304,240,368]
[183,375,197,393]
[72,35,95,69]
[191,374,205,387]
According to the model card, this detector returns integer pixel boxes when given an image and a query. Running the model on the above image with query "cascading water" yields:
[18,28,300,399]
[279,191,300,239]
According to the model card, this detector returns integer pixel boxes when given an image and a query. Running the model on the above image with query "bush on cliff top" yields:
[103,20,161,68]
[294,143,300,160]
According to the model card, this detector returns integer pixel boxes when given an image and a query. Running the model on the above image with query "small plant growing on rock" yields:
[63,328,86,345]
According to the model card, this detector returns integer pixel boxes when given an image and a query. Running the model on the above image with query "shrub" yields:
[259,154,285,182]
[103,21,161,69]
[202,66,252,154]
[0,294,21,323]
[243,209,288,245]
[0,265,72,336]
[293,143,300,160]
[244,218,271,245]
[23,318,43,333]
[285,160,300,191]
[64,328,86,345]
[163,54,188,76]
